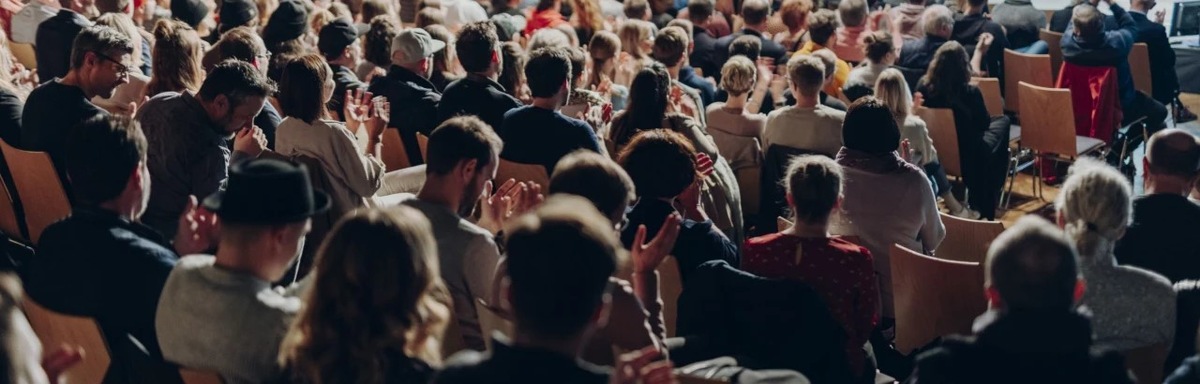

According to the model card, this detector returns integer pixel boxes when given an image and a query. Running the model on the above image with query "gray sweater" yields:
[991,0,1049,49]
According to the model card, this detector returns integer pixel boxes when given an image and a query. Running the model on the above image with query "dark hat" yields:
[318,18,364,58]
[263,0,308,47]
[218,0,258,32]
[201,158,330,224]
[841,97,901,154]
[171,0,211,28]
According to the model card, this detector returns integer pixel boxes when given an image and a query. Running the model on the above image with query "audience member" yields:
[278,207,450,383]
[890,0,926,41]
[170,0,212,37]
[1114,129,1200,282]
[499,47,602,172]
[652,26,706,124]
[400,116,505,351]
[216,0,258,35]
[0,33,30,145]
[908,216,1136,383]
[763,55,844,157]
[990,0,1049,54]
[204,26,285,149]
[147,19,204,97]
[0,274,83,384]
[951,0,1007,77]
[617,129,737,282]
[156,158,326,384]
[416,6,445,28]
[1050,0,1115,33]
[1062,0,1168,134]
[843,31,895,101]
[706,56,766,214]
[23,25,132,179]
[811,50,850,111]
[361,16,399,80]
[425,24,463,92]
[34,0,92,81]
[496,41,527,102]
[587,30,631,110]
[89,13,149,116]
[1055,158,1175,352]
[527,27,572,51]
[571,0,608,44]
[685,0,720,78]
[524,0,567,36]
[728,34,762,61]
[714,0,787,68]
[11,0,57,45]
[138,60,274,238]
[368,28,444,167]
[916,41,1010,219]
[796,10,850,99]
[1128,0,1178,106]
[830,0,869,63]
[773,0,812,53]
[897,4,953,71]
[830,97,945,319]
[561,46,611,132]
[442,0,488,32]
[743,155,879,379]
[262,0,309,77]
[437,21,521,131]
[664,20,717,107]
[618,19,657,74]
[317,18,366,121]
[625,0,651,21]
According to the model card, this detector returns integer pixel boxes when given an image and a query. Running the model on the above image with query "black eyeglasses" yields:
[92,51,130,77]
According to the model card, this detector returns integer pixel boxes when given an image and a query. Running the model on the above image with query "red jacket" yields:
[1056,61,1123,142]
[524,8,567,37]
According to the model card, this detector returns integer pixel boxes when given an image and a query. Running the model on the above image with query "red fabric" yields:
[523,8,567,37]
[742,233,879,374]
[1055,61,1123,142]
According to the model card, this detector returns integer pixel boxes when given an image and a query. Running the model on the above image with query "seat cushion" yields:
[1076,135,1105,155]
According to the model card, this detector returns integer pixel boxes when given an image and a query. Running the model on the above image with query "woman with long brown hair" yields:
[278,206,451,383]
[146,19,205,97]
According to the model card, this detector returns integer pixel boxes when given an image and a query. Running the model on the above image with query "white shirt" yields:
[11,2,57,44]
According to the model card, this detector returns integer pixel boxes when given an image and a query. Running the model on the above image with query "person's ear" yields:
[834,195,843,210]
[984,284,1003,310]
[459,158,479,184]
[1142,157,1152,176]
[785,192,794,209]
[491,50,500,65]
[1073,279,1086,303]
[129,160,146,193]
[342,46,353,61]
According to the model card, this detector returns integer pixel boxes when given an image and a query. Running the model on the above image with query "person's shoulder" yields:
[816,105,846,119]
[745,232,787,249]
[1115,264,1174,295]
[829,236,872,257]
[432,350,491,383]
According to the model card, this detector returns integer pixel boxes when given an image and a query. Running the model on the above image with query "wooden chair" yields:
[22,298,111,384]
[1017,81,1106,199]
[9,42,36,70]
[970,77,1005,118]
[914,107,961,178]
[1039,29,1064,82]
[0,175,25,243]
[0,139,70,244]
[777,216,792,232]
[1043,9,1055,24]
[1129,43,1153,97]
[179,368,224,384]
[890,244,986,355]
[658,255,682,338]
[1123,343,1168,384]
[1003,49,1054,114]
[475,298,514,351]
[736,167,760,217]
[416,132,429,161]
[379,128,412,171]
[495,159,549,187]
[934,212,1004,264]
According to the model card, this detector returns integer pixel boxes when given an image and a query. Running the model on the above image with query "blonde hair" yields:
[720,56,757,97]
[279,207,451,383]
[786,155,843,224]
[618,20,655,60]
[874,68,914,123]
[787,54,825,97]
[588,30,621,88]
[1053,158,1132,261]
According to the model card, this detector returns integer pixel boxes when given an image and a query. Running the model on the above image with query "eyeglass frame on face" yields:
[91,51,131,77]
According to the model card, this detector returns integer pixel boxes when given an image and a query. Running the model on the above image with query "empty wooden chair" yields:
[1129,43,1153,97]
[934,212,1005,263]
[890,244,986,355]
[914,107,961,178]
[970,77,1005,118]
[658,255,682,338]
[475,298,514,351]
[1039,29,1064,82]
[9,42,36,70]
[1003,49,1054,114]
[379,128,412,171]
[179,368,224,384]
[22,298,111,384]
[416,132,429,161]
[0,139,70,244]
[495,159,549,188]
[1124,343,1167,384]
[1017,81,1106,199]
[0,175,25,243]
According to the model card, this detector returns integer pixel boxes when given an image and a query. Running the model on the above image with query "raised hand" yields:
[631,213,681,274]
[42,344,84,383]
[913,91,925,108]
[611,346,676,384]
[1154,8,1166,24]
[477,179,541,235]
[695,153,714,180]
[976,32,994,53]
[174,195,219,255]
[899,138,912,164]
[366,96,388,139]
[232,122,267,158]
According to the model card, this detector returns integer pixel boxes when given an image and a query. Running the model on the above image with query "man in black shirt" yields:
[714,0,787,75]
[437,21,522,130]
[34,0,92,81]
[686,0,720,79]
[318,18,366,121]
[1114,129,1200,283]
[368,28,444,166]
[498,47,602,173]
[23,25,133,180]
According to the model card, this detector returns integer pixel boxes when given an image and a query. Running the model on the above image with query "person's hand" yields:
[42,344,83,383]
[476,179,542,234]
[1154,8,1166,24]
[976,32,994,53]
[913,91,925,108]
[0,0,22,13]
[868,9,887,30]
[232,123,267,158]
[364,66,386,83]
[695,153,714,180]
[899,138,912,164]
[595,74,613,96]
[344,88,372,124]
[512,181,544,218]
[614,52,637,87]
[667,84,684,113]
[610,346,677,384]
[631,213,681,274]
[366,96,388,139]
[174,195,218,255]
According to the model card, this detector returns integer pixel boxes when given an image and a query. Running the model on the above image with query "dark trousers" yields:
[1124,90,1169,134]
[963,116,1011,220]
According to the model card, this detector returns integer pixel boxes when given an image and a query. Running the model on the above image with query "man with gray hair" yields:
[907,216,1136,383]
[367,28,446,166]
[897,5,954,71]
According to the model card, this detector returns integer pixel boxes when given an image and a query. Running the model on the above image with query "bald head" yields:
[1146,129,1200,180]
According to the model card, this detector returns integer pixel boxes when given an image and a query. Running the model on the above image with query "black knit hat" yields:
[842,97,901,154]
[218,0,257,32]
[171,0,210,28]
[263,0,307,47]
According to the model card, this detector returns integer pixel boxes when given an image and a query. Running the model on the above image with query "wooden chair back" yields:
[777,216,792,232]
[9,42,36,70]
[1043,10,1055,24]
[736,166,760,216]
[179,368,224,384]
[1040,29,1064,82]
[914,107,962,177]
[0,139,70,244]
[475,298,514,351]
[970,77,1005,117]
[22,298,110,384]
[416,132,429,161]
[890,244,986,355]
[934,212,1004,263]
[496,159,549,187]
[658,255,683,338]
[379,128,411,171]
[0,175,24,242]
[1130,43,1153,97]
[1003,49,1054,114]
[1018,81,1080,157]
[1124,343,1168,384]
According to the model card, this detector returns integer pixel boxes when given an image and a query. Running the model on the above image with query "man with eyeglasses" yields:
[22,25,133,184]
[367,27,444,166]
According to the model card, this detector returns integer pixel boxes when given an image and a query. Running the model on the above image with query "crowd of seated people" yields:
[0,0,1196,382]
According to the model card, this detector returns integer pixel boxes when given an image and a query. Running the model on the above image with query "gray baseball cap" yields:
[391,28,447,64]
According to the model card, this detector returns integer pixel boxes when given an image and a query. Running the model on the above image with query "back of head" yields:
[862,30,894,64]
[198,59,277,106]
[589,30,621,63]
[365,16,400,68]
[96,0,131,14]
[617,129,698,199]
[549,151,635,224]
[786,54,825,97]
[920,4,954,38]
[528,27,572,51]
[786,155,843,225]
[811,49,838,80]
[921,41,970,98]
[564,46,588,84]
[525,47,571,99]
[720,55,757,97]
[150,19,204,95]
[361,0,390,23]
[729,34,762,61]
[687,0,714,22]
[652,26,689,67]
[278,54,331,123]
[503,195,620,339]
[624,0,649,19]
[838,0,868,28]
[842,96,901,154]
[1145,128,1200,180]
[987,216,1080,312]
[66,115,146,206]
[71,25,135,71]
[779,0,813,31]
[666,18,694,37]
[456,21,500,73]
[1054,158,1132,259]
[613,62,670,145]
[205,26,266,69]
[874,68,913,121]
[498,42,525,96]
[282,206,450,378]
[808,9,839,45]
[425,116,503,176]
[415,7,444,28]
[1072,4,1104,39]
[93,13,139,44]
[741,0,770,26]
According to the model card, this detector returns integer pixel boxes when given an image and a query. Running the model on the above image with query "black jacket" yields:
[34,10,88,81]
[1114,194,1200,283]
[368,65,441,166]
[907,310,1134,384]
[436,73,522,131]
[690,28,720,79]
[898,36,949,75]
[714,29,788,72]
[1130,11,1178,103]
[327,64,366,121]
[952,13,1009,78]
